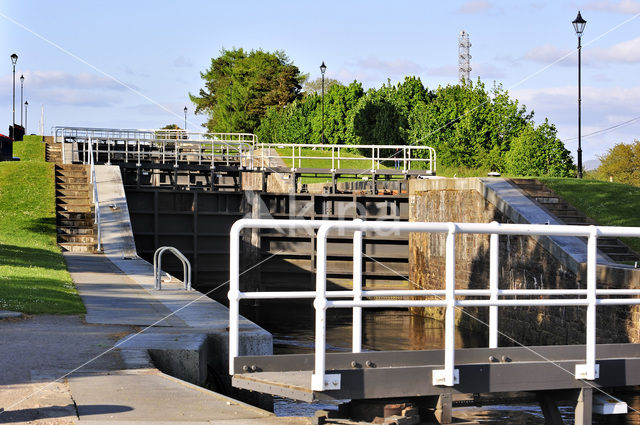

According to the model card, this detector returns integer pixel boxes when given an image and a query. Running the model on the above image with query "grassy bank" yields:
[539,177,640,253]
[0,138,85,314]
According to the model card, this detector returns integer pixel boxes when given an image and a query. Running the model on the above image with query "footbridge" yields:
[52,127,437,192]
[228,219,640,424]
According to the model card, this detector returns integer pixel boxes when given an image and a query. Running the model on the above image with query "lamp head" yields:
[10,53,18,66]
[320,61,327,75]
[20,74,24,83]
[573,11,587,37]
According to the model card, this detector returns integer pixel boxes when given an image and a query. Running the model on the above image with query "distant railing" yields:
[228,219,640,392]
[53,127,255,168]
[87,138,101,252]
[153,246,192,291]
[256,142,436,174]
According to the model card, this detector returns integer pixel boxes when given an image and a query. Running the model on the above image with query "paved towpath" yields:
[0,252,308,425]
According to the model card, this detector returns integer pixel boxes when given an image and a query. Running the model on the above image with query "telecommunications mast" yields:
[458,30,472,83]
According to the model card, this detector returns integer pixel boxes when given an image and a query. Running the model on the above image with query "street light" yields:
[24,101,28,134]
[20,74,24,126]
[320,61,326,144]
[10,53,18,137]
[573,11,586,179]
[184,106,187,131]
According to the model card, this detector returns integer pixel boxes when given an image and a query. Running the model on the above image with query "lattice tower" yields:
[458,30,472,83]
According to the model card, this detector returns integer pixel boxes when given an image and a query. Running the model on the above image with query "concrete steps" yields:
[510,178,640,264]
[45,140,62,163]
[55,164,96,253]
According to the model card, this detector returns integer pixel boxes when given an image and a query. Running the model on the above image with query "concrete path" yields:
[0,251,301,424]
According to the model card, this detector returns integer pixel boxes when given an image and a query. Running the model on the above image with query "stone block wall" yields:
[409,178,634,346]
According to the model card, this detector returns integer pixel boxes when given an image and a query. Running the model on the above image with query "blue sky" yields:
[2,0,640,163]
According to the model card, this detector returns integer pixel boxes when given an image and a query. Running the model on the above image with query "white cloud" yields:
[0,71,127,108]
[525,44,573,66]
[0,71,126,91]
[525,36,640,67]
[586,0,640,14]
[173,55,194,68]
[591,36,640,63]
[456,1,493,14]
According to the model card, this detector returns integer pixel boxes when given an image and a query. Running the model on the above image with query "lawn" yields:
[0,137,85,314]
[539,177,640,253]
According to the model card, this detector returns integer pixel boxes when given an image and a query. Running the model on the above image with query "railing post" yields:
[352,219,363,353]
[433,223,459,386]
[576,227,599,380]
[489,222,499,348]
[312,223,330,391]
[228,223,242,376]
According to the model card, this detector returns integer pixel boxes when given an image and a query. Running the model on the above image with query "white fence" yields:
[53,127,437,175]
[256,142,436,174]
[53,127,255,167]
[229,219,640,391]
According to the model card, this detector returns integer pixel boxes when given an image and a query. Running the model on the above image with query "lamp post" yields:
[20,74,24,126]
[184,106,187,131]
[573,11,586,179]
[10,53,18,136]
[320,61,326,144]
[24,101,28,134]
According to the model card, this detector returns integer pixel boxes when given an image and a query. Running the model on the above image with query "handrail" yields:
[257,142,436,174]
[87,138,101,252]
[153,246,192,290]
[52,126,256,168]
[228,219,640,392]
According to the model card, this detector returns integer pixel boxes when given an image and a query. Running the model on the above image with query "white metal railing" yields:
[228,219,640,392]
[153,246,192,291]
[53,127,256,168]
[87,138,101,251]
[256,142,436,174]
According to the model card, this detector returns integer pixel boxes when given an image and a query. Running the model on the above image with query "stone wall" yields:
[409,178,636,346]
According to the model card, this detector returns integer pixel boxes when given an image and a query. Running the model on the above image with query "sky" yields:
[2,1,640,164]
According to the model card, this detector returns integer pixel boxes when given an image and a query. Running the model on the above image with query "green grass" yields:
[539,177,640,254]
[0,138,85,314]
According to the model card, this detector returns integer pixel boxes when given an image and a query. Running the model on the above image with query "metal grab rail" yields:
[153,246,192,291]
[256,142,436,174]
[87,138,101,251]
[53,127,256,168]
[228,219,640,392]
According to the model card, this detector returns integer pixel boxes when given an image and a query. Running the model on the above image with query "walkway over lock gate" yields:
[228,219,640,424]
[52,127,437,177]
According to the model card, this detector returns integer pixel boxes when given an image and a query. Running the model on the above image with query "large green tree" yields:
[408,80,532,170]
[596,141,640,185]
[503,120,574,177]
[190,48,306,133]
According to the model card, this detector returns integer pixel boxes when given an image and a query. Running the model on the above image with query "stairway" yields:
[55,164,96,253]
[45,139,62,163]
[510,178,640,264]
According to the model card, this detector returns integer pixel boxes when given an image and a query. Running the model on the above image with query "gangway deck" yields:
[232,343,640,402]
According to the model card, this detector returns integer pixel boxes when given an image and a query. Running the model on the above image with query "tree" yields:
[408,80,532,170]
[303,77,342,95]
[503,120,574,177]
[190,48,306,133]
[597,141,640,185]
[351,84,406,149]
